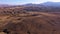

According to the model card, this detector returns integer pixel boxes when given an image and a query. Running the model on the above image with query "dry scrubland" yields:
[0,7,60,34]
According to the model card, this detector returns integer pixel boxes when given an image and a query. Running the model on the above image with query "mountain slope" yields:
[0,12,60,34]
[41,2,60,7]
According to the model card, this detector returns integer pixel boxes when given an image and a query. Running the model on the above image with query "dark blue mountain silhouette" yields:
[41,2,60,7]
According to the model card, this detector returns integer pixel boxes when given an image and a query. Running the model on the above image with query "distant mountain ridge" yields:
[41,2,60,7]
[22,2,60,7]
[0,4,10,7]
[0,2,60,7]
[0,2,60,12]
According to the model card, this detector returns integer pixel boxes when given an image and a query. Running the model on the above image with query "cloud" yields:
[50,0,60,2]
[0,0,60,5]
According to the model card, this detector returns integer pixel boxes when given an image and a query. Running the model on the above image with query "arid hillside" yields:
[0,12,60,34]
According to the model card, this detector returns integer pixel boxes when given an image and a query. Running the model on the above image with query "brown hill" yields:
[0,12,60,34]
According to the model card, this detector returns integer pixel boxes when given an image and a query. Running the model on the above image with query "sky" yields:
[0,0,60,5]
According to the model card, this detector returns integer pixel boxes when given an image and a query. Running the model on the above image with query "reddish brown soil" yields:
[0,12,60,34]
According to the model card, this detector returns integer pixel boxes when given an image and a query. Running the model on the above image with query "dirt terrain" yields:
[0,12,60,34]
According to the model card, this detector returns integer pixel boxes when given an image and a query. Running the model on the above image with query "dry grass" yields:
[0,32,6,34]
[0,12,60,34]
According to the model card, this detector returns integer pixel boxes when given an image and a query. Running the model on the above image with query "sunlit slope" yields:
[0,12,60,34]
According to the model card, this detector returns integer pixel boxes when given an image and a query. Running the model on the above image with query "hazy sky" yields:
[0,0,60,5]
